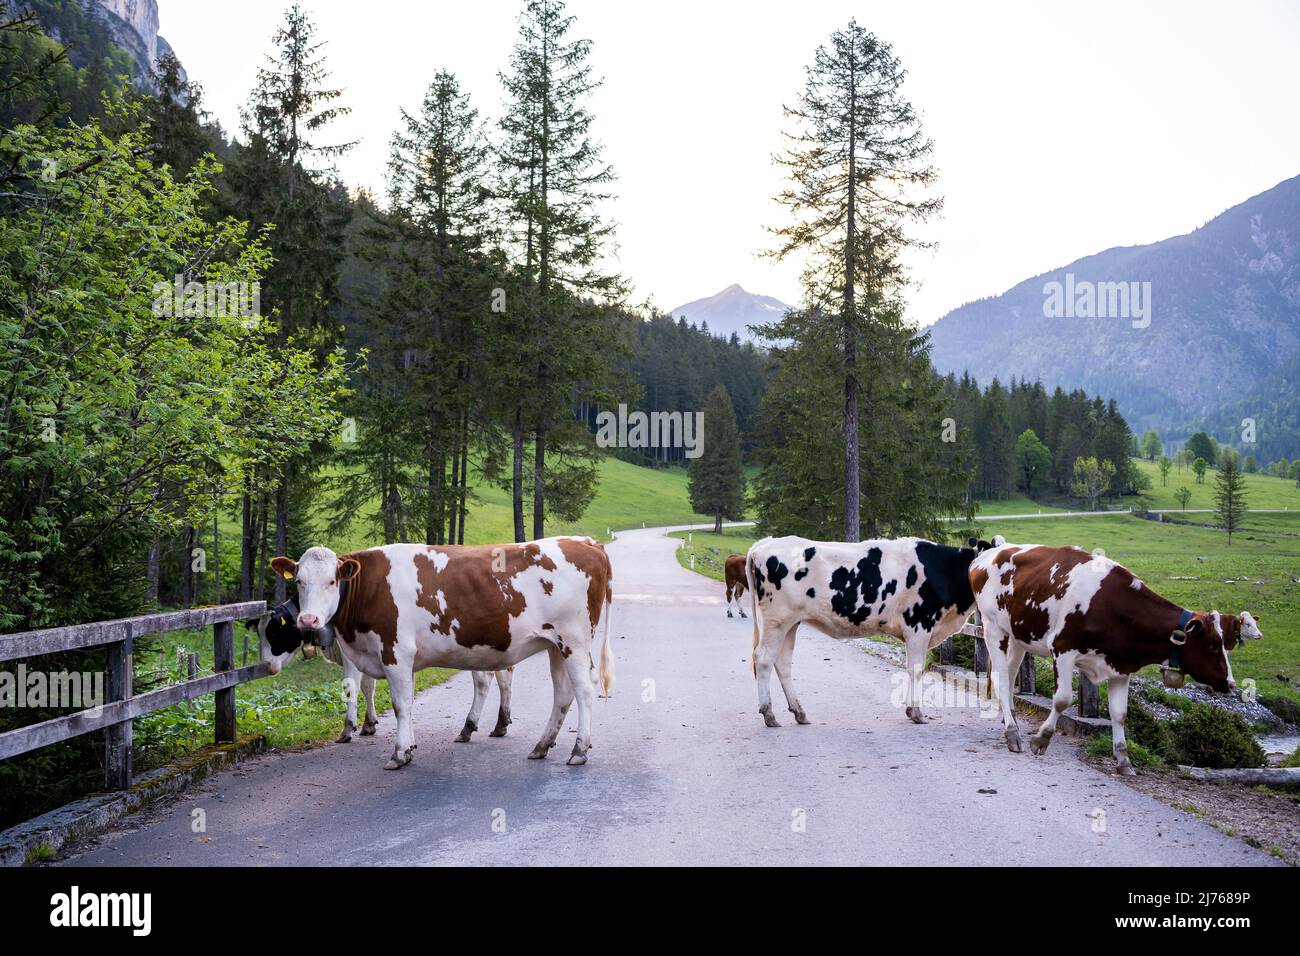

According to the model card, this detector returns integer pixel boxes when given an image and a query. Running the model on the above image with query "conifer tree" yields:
[498,0,621,541]
[767,20,940,541]
[689,385,745,533]
[1213,453,1248,544]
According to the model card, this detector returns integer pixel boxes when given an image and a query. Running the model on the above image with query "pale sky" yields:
[159,0,1300,324]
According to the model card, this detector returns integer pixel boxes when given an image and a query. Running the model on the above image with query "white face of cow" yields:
[270,546,358,634]
[1238,611,1263,642]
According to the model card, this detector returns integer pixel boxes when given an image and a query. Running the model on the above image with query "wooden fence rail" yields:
[0,601,268,789]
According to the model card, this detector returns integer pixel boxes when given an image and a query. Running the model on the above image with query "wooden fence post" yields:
[214,620,235,744]
[938,636,955,665]
[104,624,133,790]
[1018,655,1036,695]
[1078,673,1099,718]
[971,610,987,677]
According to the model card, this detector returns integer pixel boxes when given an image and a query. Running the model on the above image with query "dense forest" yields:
[943,373,1141,503]
[0,1,1147,634]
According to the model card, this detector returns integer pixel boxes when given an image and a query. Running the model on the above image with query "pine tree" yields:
[767,20,939,541]
[498,0,621,541]
[233,1,353,601]
[689,385,745,533]
[373,69,497,545]
[1213,453,1248,544]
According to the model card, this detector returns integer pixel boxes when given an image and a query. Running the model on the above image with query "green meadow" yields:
[1130,457,1300,512]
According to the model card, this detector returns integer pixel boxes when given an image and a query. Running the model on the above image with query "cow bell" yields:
[1160,667,1186,689]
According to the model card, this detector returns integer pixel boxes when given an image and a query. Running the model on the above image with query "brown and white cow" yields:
[259,620,515,745]
[724,553,748,618]
[969,542,1263,774]
[269,537,615,770]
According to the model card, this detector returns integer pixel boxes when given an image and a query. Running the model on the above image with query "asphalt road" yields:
[62,526,1275,866]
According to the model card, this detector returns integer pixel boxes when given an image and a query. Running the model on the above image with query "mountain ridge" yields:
[927,173,1300,459]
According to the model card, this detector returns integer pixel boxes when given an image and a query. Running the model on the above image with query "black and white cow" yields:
[746,535,989,727]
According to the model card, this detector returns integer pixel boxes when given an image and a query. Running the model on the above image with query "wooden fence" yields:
[947,614,1099,716]
[0,601,268,789]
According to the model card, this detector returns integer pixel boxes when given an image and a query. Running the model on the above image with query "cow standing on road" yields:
[969,542,1262,774]
[745,536,990,727]
[724,553,748,618]
[269,537,615,770]
[260,610,515,744]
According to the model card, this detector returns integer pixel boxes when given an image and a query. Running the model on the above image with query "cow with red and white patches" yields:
[969,542,1263,775]
[746,535,991,728]
[268,536,615,770]
[724,553,748,618]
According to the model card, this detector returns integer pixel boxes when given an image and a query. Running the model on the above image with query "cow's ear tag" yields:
[281,571,294,581]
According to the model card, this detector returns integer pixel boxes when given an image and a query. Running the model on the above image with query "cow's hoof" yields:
[791,708,811,725]
[910,710,928,725]
[1004,727,1023,753]
[489,716,510,738]
[384,747,414,770]
[759,704,781,728]
[1115,761,1136,777]
[739,610,747,618]
[527,743,550,759]
[454,719,477,743]
[1029,734,1051,756]
[360,719,378,736]
[727,610,734,618]
[567,743,589,766]
[336,722,355,743]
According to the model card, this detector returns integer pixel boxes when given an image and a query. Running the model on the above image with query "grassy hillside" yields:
[1132,458,1300,511]
[675,513,1300,706]
[325,456,712,553]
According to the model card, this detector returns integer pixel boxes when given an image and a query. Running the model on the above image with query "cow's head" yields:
[269,546,361,638]
[256,599,305,675]
[1166,612,1245,694]
[1218,610,1263,649]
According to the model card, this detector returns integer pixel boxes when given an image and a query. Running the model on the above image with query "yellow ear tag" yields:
[282,571,294,580]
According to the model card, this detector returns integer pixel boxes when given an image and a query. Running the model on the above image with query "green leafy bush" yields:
[1168,703,1266,769]
[1120,698,1178,764]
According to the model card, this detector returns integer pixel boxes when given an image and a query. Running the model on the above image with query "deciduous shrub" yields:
[1168,703,1266,769]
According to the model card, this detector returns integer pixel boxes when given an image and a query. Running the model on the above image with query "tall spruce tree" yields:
[689,385,745,533]
[233,1,353,600]
[498,0,621,541]
[1213,453,1248,544]
[767,20,940,541]
[370,69,496,545]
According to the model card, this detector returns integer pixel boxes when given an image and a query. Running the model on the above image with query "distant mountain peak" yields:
[926,173,1300,454]
[670,284,791,342]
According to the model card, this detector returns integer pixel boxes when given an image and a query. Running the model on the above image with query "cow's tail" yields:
[598,584,616,698]
[747,547,761,677]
